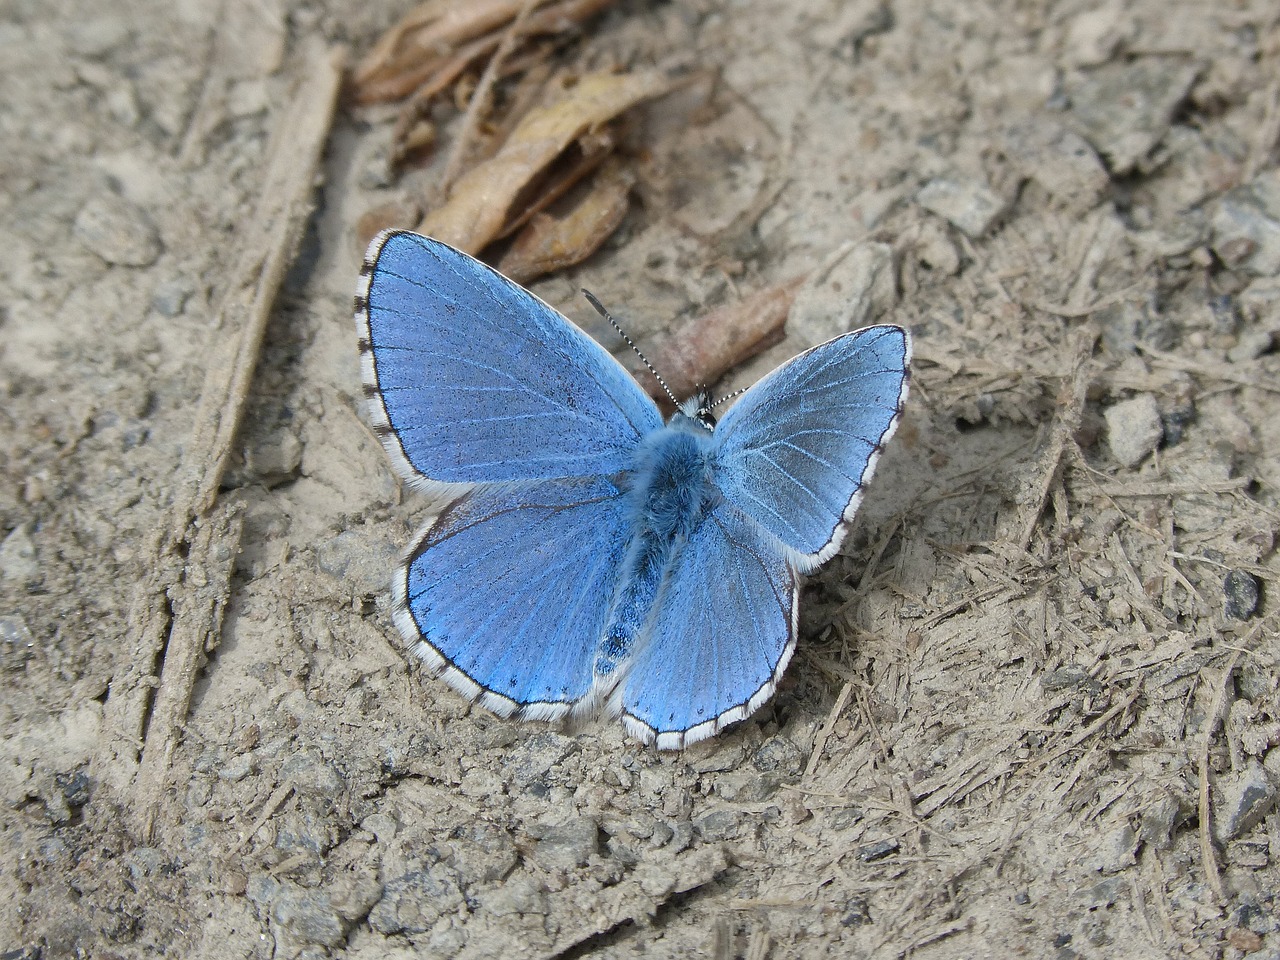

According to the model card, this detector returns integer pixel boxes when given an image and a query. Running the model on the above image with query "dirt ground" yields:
[2,0,1279,957]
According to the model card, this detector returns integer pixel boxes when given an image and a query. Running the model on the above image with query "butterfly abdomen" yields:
[594,422,719,680]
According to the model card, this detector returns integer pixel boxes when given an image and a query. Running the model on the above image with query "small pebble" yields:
[1089,823,1138,874]
[1223,570,1261,620]
[1103,394,1162,468]
[217,754,253,783]
[73,193,162,267]
[917,177,1007,238]
[1066,59,1197,174]
[0,614,35,668]
[789,240,896,346]
[1212,170,1280,277]
[272,888,345,947]
[1227,330,1274,363]
[1060,2,1132,67]
[856,838,900,861]
[151,279,192,317]
[369,868,465,936]
[1004,121,1108,214]
[1213,762,1276,841]
[696,809,742,842]
[66,18,132,57]
[1138,792,1182,849]
[528,816,600,871]
[841,897,872,926]
[0,525,38,583]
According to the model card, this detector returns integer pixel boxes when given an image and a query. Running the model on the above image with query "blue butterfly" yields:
[356,231,910,749]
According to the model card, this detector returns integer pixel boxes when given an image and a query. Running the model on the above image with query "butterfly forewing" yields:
[710,325,910,566]
[358,230,662,488]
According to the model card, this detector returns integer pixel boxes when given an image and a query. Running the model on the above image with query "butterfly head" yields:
[674,388,717,432]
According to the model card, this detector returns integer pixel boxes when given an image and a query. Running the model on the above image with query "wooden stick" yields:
[92,40,346,842]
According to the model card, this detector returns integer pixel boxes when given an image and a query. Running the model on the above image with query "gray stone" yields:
[1098,301,1177,356]
[245,873,281,907]
[280,749,343,797]
[481,876,547,917]
[501,732,578,783]
[0,614,35,669]
[124,847,170,882]
[0,525,38,583]
[1066,59,1199,174]
[1214,763,1276,841]
[1103,394,1163,468]
[242,430,303,486]
[273,888,346,947]
[1041,663,1094,692]
[274,809,336,860]
[789,240,896,346]
[1005,120,1109,214]
[66,18,133,57]
[1240,277,1280,325]
[1212,170,1280,277]
[186,777,213,808]
[73,193,162,267]
[1139,792,1183,849]
[1129,215,1209,259]
[315,531,399,595]
[151,278,192,317]
[1223,570,1262,620]
[696,809,743,842]
[917,177,1008,238]
[669,820,694,853]
[1230,898,1275,936]
[1089,822,1138,874]
[528,816,600,872]
[1084,877,1125,909]
[1061,2,1133,68]
[826,806,864,831]
[1227,330,1274,364]
[648,821,675,847]
[361,812,399,843]
[327,875,384,925]
[605,834,641,866]
[218,753,254,782]
[856,838,900,862]
[369,867,465,935]
[753,736,806,776]
[714,770,779,803]
[912,218,962,275]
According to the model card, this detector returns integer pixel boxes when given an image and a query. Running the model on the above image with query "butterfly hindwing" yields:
[396,475,633,718]
[711,325,910,566]
[619,504,798,750]
[357,231,662,488]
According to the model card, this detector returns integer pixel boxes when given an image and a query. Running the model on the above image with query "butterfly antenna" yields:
[710,385,748,410]
[582,289,680,408]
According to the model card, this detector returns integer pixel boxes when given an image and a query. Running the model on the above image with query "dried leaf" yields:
[353,0,527,103]
[419,70,673,253]
[634,276,806,411]
[498,158,634,282]
[352,0,616,105]
[495,125,618,239]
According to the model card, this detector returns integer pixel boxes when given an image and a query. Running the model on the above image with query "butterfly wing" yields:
[711,325,910,567]
[396,475,633,718]
[618,504,798,749]
[357,230,662,488]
